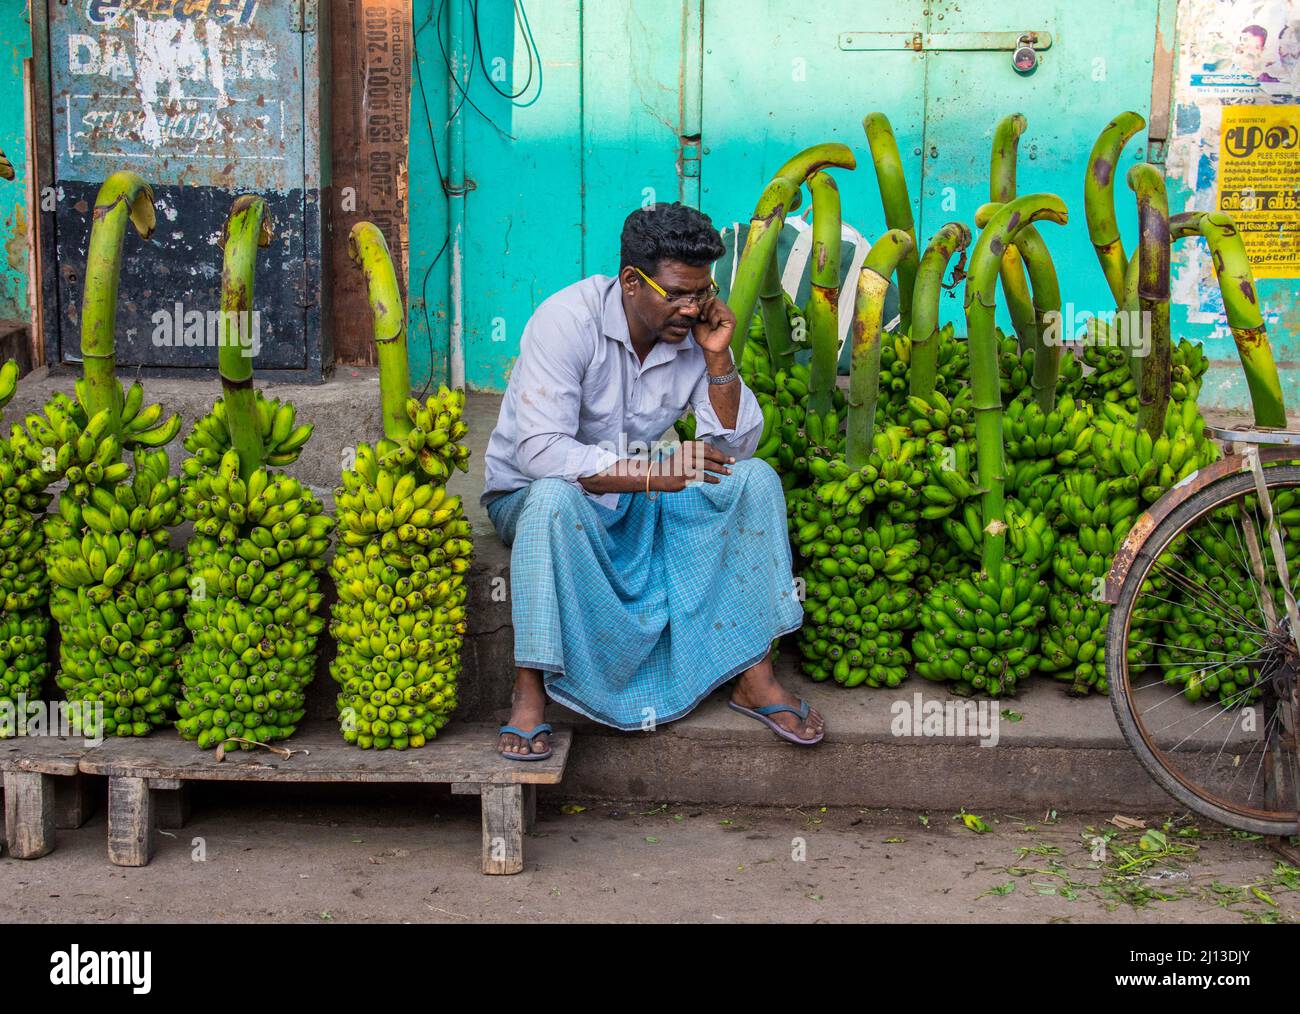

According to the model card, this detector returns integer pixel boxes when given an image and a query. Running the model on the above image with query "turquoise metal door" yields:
[914,0,1170,330]
[701,0,927,247]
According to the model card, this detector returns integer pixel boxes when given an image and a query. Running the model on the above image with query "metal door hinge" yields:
[291,0,317,33]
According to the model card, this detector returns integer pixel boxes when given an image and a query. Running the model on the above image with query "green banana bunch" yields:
[184,390,315,471]
[906,386,977,451]
[799,573,917,688]
[0,362,57,728]
[1081,331,1209,413]
[914,560,1050,697]
[998,332,1085,404]
[793,428,926,688]
[176,429,332,750]
[45,442,187,738]
[879,323,970,421]
[95,378,183,450]
[1152,504,1300,707]
[329,384,472,748]
[943,498,1058,576]
[0,359,17,410]
[1037,588,1109,696]
[1001,394,1094,512]
[917,438,978,523]
[1089,398,1219,502]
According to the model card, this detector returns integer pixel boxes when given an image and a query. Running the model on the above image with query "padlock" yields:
[1012,34,1039,75]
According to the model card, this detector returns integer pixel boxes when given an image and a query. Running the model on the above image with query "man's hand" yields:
[656,441,734,491]
[691,296,736,356]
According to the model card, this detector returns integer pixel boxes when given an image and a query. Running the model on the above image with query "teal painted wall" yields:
[408,0,1300,414]
[0,3,30,325]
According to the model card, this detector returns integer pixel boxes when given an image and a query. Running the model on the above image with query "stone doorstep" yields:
[495,665,1180,811]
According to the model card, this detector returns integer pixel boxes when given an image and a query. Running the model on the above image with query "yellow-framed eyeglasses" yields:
[634,267,719,308]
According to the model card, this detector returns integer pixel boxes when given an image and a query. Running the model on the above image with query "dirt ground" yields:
[2,784,1297,923]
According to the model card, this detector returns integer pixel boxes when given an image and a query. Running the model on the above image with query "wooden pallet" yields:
[0,736,98,859]
[78,722,570,874]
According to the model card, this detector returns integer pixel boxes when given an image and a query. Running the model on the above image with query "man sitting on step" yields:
[480,201,825,760]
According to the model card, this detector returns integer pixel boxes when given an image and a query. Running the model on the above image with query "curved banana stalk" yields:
[1166,211,1286,427]
[727,203,784,362]
[909,222,971,400]
[976,199,1064,412]
[730,142,856,360]
[990,114,1037,351]
[1085,112,1146,307]
[350,222,414,442]
[1127,165,1172,438]
[81,172,155,431]
[0,147,13,182]
[806,171,842,418]
[966,194,1069,572]
[847,229,914,468]
[862,113,920,332]
[218,195,273,479]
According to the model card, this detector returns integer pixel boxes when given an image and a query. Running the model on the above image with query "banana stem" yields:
[862,113,920,332]
[966,194,1069,572]
[81,172,156,432]
[1127,164,1172,438]
[847,230,914,469]
[1015,225,1063,412]
[350,222,413,441]
[729,142,856,360]
[218,195,272,479]
[728,204,785,360]
[806,171,842,419]
[909,222,971,399]
[759,256,795,370]
[990,114,1037,352]
[1196,212,1286,428]
[1085,112,1146,307]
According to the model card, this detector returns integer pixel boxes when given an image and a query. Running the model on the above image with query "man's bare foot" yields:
[730,654,825,742]
[499,667,551,757]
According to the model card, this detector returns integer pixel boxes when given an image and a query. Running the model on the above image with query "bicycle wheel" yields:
[1107,463,1300,835]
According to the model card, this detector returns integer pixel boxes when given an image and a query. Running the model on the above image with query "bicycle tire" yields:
[1107,464,1300,836]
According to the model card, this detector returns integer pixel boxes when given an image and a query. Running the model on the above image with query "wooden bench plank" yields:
[0,735,92,777]
[78,722,570,785]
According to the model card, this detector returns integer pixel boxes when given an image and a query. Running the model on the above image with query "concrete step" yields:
[516,658,1175,811]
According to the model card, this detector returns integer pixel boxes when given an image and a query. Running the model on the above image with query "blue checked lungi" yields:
[485,457,803,730]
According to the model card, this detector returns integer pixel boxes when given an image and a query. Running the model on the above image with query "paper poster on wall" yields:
[1217,104,1300,278]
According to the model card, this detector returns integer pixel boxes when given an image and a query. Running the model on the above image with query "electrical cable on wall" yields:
[411,0,543,392]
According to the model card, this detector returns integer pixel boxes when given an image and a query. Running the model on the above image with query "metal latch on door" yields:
[838,30,1052,55]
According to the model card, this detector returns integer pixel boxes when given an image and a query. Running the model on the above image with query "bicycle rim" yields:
[1107,465,1300,836]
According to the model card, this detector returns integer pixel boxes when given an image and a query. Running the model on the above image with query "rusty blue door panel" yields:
[47,0,309,369]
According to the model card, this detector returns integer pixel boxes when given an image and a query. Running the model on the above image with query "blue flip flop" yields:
[499,723,553,761]
[727,699,824,745]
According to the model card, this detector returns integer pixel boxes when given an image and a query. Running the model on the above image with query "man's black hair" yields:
[620,202,725,275]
